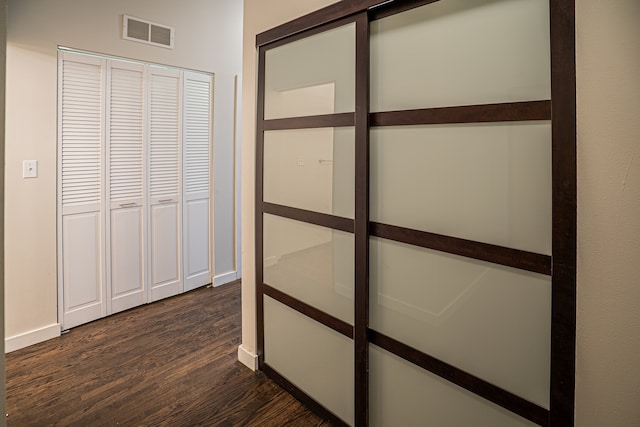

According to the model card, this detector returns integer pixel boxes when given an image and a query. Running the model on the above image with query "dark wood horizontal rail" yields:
[263,284,354,339]
[263,202,355,234]
[369,0,442,20]
[371,222,552,275]
[371,100,551,127]
[257,0,384,47]
[261,363,349,427]
[263,112,354,131]
[369,330,549,427]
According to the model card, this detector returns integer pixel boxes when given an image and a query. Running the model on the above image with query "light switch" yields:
[23,160,38,178]
[297,156,305,166]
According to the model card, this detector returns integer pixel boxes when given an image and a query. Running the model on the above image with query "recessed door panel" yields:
[62,211,104,328]
[184,198,210,290]
[110,206,144,313]
[150,202,180,300]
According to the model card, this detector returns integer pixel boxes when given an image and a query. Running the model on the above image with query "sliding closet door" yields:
[257,0,576,426]
[182,71,212,291]
[106,60,146,313]
[368,2,551,425]
[58,51,106,329]
[148,67,182,301]
[258,20,358,426]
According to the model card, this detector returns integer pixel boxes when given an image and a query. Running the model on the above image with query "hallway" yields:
[5,282,328,426]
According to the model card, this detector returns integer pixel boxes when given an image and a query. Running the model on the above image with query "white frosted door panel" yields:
[263,214,354,324]
[184,198,210,290]
[370,122,552,255]
[263,127,355,218]
[370,237,551,408]
[369,345,538,427]
[150,203,180,300]
[62,212,104,329]
[264,23,355,119]
[183,72,211,291]
[264,297,354,425]
[110,207,144,313]
[370,0,550,111]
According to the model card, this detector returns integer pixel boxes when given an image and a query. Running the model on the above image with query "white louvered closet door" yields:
[148,67,183,301]
[58,51,106,329]
[107,60,146,313]
[183,72,212,291]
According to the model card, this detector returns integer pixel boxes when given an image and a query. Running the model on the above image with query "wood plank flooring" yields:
[6,281,331,426]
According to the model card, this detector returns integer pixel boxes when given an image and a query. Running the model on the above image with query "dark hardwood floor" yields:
[6,281,331,426]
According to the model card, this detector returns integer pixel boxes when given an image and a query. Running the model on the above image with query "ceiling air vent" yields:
[123,15,174,49]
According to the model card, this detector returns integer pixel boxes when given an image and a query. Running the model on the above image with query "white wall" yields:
[575,0,640,425]
[1,0,7,420]
[241,0,640,423]
[239,0,340,369]
[5,0,243,349]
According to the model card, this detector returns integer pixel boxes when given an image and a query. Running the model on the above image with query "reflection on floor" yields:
[265,242,354,322]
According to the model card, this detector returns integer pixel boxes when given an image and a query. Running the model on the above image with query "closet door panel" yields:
[61,211,104,329]
[58,51,105,329]
[183,71,212,291]
[149,68,182,300]
[107,60,146,313]
[150,202,181,300]
[370,236,551,408]
[110,206,144,313]
[264,296,354,425]
[184,198,210,289]
[264,22,355,119]
[370,122,552,255]
[370,0,550,112]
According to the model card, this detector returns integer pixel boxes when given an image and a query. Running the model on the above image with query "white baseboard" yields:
[237,344,258,371]
[213,271,239,287]
[5,323,61,353]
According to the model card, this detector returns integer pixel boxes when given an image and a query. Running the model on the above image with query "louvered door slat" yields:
[184,78,211,195]
[150,73,180,199]
[61,59,103,207]
[109,66,144,202]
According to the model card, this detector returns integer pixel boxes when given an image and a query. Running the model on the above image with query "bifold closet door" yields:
[148,67,183,301]
[182,71,212,291]
[58,51,106,329]
[107,60,146,314]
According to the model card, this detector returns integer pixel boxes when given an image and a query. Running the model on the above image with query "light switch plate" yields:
[23,160,38,178]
